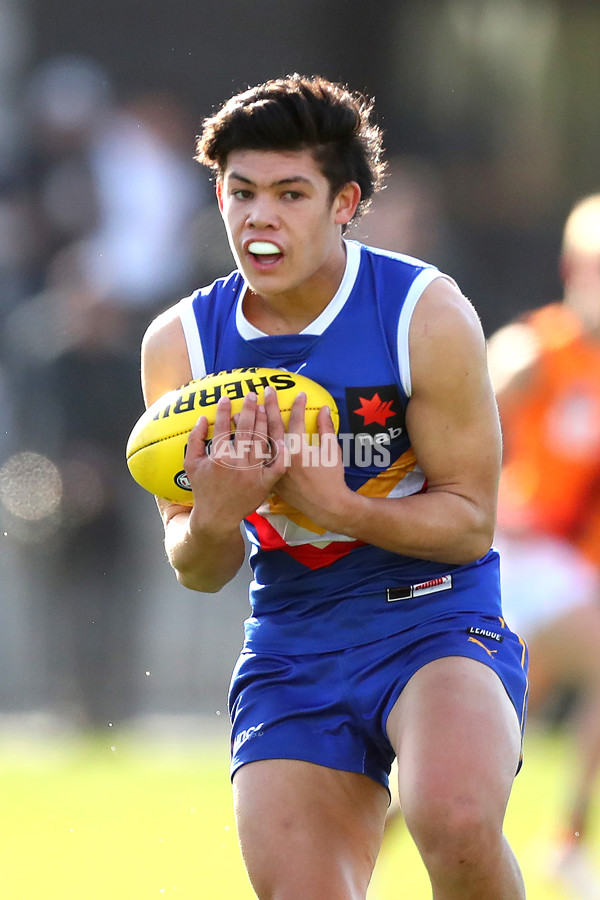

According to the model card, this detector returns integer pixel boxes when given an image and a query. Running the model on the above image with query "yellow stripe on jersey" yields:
[263,495,328,536]
[357,448,422,498]
[518,634,528,670]
[258,447,424,541]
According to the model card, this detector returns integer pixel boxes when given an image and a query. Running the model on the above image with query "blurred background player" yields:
[488,193,600,899]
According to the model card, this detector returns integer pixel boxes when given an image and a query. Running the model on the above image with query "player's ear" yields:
[333,182,361,227]
[216,178,224,213]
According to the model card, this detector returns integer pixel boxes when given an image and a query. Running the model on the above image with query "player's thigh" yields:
[386,657,522,833]
[233,758,389,898]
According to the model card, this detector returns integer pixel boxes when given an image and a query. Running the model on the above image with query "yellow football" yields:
[126,367,339,504]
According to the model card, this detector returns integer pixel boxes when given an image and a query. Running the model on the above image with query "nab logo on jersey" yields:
[345,385,405,443]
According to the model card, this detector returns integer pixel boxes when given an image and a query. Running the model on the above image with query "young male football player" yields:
[141,74,528,899]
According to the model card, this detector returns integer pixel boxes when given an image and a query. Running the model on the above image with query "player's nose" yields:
[246,197,279,229]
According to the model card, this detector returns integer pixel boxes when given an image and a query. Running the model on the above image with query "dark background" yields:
[28,0,600,331]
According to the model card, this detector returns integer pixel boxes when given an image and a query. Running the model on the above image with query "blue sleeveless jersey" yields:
[178,240,501,652]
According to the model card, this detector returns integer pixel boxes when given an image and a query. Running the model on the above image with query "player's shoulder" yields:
[526,301,582,349]
[491,301,577,352]
[412,276,484,346]
[189,268,244,306]
[408,279,489,400]
[143,269,240,351]
[353,240,482,356]
[142,300,185,357]
[355,239,430,267]
[141,299,193,405]
[487,301,578,395]
[353,240,458,320]
[353,239,437,278]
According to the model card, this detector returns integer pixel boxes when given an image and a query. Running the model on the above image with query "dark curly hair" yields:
[195,74,386,223]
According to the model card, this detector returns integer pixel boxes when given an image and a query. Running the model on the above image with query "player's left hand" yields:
[267,390,354,533]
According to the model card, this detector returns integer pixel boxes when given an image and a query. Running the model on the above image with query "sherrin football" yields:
[126,367,339,504]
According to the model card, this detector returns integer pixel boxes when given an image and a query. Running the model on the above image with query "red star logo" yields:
[353,393,396,426]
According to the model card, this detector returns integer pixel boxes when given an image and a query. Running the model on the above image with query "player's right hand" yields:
[184,391,287,530]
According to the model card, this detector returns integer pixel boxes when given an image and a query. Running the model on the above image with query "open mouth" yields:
[247,240,283,266]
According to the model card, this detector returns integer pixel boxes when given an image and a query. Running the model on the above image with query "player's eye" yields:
[232,189,252,200]
[283,190,303,200]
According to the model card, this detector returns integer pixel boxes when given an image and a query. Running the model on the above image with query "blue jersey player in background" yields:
[140,75,528,899]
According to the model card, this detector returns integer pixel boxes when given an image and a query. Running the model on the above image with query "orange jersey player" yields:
[488,193,600,898]
[495,301,600,562]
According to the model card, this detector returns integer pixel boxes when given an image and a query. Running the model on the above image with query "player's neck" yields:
[564,291,600,340]
[243,249,347,335]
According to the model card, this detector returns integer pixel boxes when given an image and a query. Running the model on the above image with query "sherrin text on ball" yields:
[126,367,339,504]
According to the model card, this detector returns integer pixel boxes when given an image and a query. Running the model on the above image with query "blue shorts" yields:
[228,611,529,790]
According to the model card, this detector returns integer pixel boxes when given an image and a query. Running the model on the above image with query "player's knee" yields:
[407,795,504,878]
[239,823,377,900]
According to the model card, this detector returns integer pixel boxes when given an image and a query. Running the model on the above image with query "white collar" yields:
[235,239,361,339]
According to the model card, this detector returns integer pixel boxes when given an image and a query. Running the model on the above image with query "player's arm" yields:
[275,279,501,565]
[385,280,501,562]
[141,308,287,592]
[141,307,244,592]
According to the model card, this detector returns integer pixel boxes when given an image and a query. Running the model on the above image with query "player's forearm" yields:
[164,510,246,592]
[326,488,496,565]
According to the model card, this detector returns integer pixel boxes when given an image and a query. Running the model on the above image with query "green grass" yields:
[0,725,596,898]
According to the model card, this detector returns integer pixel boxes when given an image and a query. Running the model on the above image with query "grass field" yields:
[0,723,597,899]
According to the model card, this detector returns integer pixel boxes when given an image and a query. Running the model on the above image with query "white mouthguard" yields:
[248,241,281,255]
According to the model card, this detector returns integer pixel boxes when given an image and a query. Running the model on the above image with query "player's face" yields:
[217,148,359,303]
